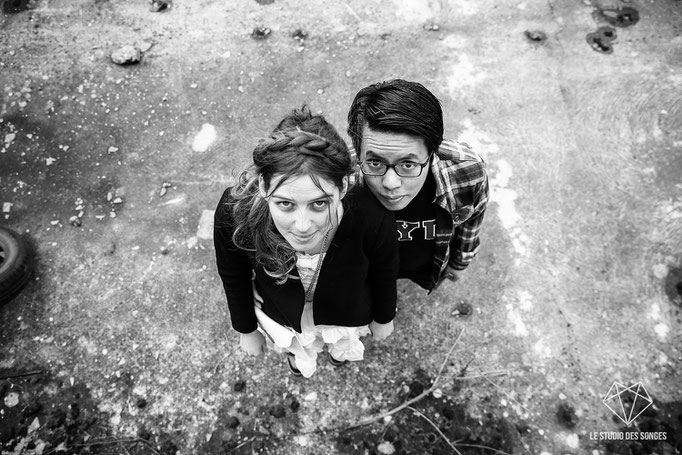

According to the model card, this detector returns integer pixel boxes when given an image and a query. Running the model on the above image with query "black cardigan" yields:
[214,185,398,334]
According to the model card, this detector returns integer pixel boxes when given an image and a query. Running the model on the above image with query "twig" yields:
[45,438,160,455]
[444,369,513,382]
[454,443,513,455]
[436,328,464,379]
[0,370,45,380]
[343,328,465,431]
[406,406,462,455]
[481,373,531,414]
[343,3,362,21]
[227,436,256,454]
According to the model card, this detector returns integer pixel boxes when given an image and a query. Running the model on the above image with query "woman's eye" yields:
[276,201,294,209]
[311,200,328,210]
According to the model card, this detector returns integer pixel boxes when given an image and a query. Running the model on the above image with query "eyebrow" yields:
[270,191,332,202]
[365,151,423,161]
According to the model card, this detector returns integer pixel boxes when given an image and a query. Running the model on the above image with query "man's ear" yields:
[258,175,268,198]
[340,176,349,199]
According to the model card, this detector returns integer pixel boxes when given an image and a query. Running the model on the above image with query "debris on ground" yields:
[111,46,142,65]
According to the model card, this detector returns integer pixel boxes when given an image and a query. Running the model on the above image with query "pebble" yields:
[111,46,142,65]
[251,27,271,40]
[652,264,668,280]
[160,182,172,196]
[377,441,396,455]
[566,433,579,449]
[28,417,41,434]
[3,392,19,408]
[654,323,669,340]
[150,0,169,12]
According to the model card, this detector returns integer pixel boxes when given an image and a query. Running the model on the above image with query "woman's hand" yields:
[369,320,394,341]
[239,330,266,356]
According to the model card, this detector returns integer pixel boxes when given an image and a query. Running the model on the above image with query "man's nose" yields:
[381,167,402,190]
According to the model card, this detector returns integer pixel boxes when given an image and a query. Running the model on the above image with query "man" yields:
[347,79,489,292]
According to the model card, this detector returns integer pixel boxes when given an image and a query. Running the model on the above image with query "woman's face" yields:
[263,173,346,255]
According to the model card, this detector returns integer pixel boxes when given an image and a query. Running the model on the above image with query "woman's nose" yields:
[294,211,312,232]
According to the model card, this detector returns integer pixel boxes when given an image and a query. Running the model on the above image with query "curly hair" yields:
[230,122,353,283]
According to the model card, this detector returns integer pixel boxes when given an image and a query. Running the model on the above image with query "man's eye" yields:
[366,160,385,168]
[398,162,418,169]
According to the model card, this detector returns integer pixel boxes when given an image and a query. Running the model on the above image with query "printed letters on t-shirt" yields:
[396,219,436,241]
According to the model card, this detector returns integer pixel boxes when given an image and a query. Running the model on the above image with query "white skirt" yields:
[253,285,371,378]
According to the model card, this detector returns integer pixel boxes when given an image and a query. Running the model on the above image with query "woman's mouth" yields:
[292,233,315,243]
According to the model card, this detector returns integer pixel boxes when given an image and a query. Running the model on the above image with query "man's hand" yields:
[369,320,394,341]
[443,266,465,283]
[239,330,266,356]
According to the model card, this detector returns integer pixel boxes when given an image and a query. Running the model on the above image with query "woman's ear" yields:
[340,176,349,199]
[258,175,268,198]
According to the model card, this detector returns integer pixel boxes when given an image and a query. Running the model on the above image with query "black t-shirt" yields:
[395,173,436,283]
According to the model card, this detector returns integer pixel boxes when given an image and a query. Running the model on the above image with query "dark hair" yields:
[347,79,444,155]
[273,105,348,154]
[230,110,352,282]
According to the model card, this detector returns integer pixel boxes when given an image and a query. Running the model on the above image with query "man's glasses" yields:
[358,152,433,178]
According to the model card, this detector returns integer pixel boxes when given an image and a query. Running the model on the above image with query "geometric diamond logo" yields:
[602,382,653,426]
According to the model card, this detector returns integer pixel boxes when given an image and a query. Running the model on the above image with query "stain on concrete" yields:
[2,0,31,14]
[665,266,682,306]
[595,7,640,28]
[586,26,617,54]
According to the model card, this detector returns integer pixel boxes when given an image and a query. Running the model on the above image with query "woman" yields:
[213,108,398,377]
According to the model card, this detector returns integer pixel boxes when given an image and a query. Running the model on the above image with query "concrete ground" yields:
[1,0,681,454]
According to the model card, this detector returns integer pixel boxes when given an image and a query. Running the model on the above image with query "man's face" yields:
[359,125,430,211]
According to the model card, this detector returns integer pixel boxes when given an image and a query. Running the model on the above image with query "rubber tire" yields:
[0,226,34,306]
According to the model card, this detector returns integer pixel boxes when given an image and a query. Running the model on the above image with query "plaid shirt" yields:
[353,138,489,291]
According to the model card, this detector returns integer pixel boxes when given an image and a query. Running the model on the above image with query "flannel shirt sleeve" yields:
[448,164,490,271]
